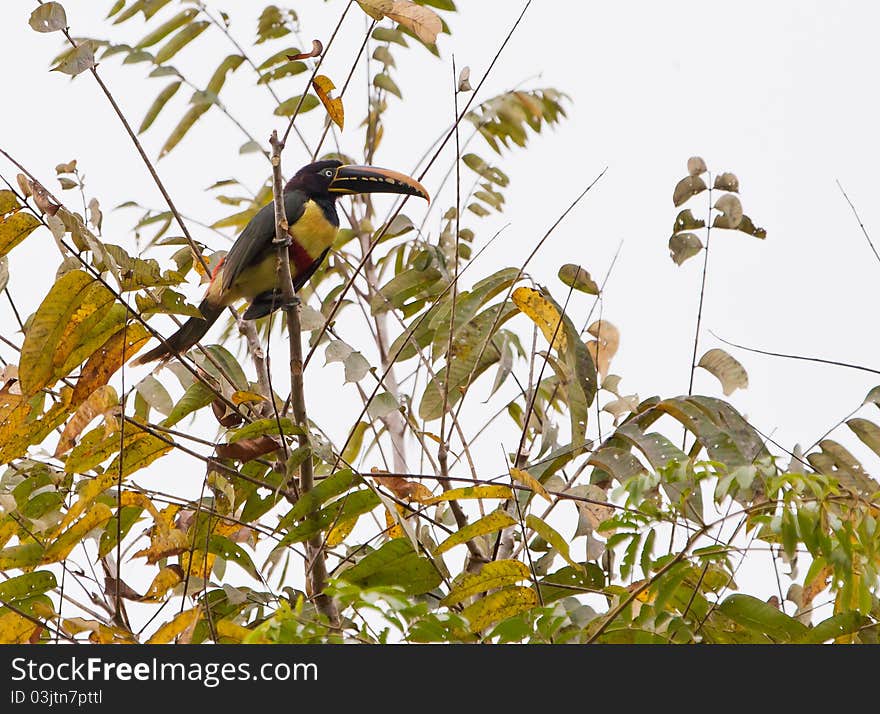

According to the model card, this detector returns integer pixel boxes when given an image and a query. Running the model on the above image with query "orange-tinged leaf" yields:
[73,323,150,404]
[373,473,433,502]
[54,385,119,456]
[42,503,113,564]
[146,608,200,644]
[140,565,184,602]
[312,74,344,129]
[512,286,566,351]
[509,467,551,502]
[231,390,268,405]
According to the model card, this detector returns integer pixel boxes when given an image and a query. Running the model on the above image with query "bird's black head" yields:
[284,160,430,202]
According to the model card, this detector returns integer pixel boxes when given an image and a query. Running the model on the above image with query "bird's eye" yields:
[324,169,335,177]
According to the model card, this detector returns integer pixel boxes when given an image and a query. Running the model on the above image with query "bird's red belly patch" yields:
[289,241,316,274]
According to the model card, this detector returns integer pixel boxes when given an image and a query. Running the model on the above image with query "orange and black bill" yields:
[329,165,429,201]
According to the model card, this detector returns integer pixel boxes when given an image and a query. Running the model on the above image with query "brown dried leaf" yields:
[737,214,767,239]
[714,172,740,192]
[287,39,323,61]
[687,156,707,176]
[668,232,703,266]
[30,180,60,216]
[713,193,744,229]
[215,435,281,462]
[211,398,244,428]
[458,66,473,92]
[672,175,707,207]
[386,1,443,44]
[585,320,619,377]
[16,174,32,198]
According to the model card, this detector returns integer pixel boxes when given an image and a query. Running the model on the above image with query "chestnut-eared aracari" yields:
[131,160,429,366]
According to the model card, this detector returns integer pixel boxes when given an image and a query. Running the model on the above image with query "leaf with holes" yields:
[669,232,703,266]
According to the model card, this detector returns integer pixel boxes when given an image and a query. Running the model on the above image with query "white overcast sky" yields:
[2,1,880,602]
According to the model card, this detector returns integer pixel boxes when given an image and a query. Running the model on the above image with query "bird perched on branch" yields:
[131,160,429,365]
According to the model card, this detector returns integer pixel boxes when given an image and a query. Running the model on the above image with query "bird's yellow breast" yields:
[289,200,338,259]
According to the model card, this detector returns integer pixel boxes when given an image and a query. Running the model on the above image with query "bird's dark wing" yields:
[219,189,307,294]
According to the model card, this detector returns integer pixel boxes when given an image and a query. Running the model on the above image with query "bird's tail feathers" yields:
[129,299,224,366]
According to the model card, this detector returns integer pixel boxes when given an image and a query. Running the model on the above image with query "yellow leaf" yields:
[0,211,41,259]
[512,286,567,352]
[509,467,551,502]
[105,430,172,480]
[232,390,267,405]
[356,0,394,20]
[42,503,113,564]
[54,384,118,456]
[435,510,516,556]
[312,74,344,129]
[62,617,135,644]
[327,515,358,546]
[216,619,252,643]
[442,560,531,607]
[146,607,200,644]
[422,485,513,504]
[461,586,538,632]
[178,549,214,580]
[384,507,405,539]
[140,565,184,602]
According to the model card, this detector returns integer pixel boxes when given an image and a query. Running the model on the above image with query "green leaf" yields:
[435,510,516,556]
[277,489,380,546]
[847,418,880,460]
[29,3,67,33]
[338,539,442,595]
[718,594,808,643]
[139,81,181,134]
[208,535,259,580]
[160,103,210,156]
[283,469,361,524]
[558,264,599,295]
[373,73,402,99]
[0,543,44,571]
[796,611,866,644]
[161,380,216,427]
[273,94,320,116]
[442,560,531,606]
[537,564,605,603]
[0,571,57,603]
[228,417,302,443]
[206,55,245,95]
[154,21,209,64]
[135,8,198,48]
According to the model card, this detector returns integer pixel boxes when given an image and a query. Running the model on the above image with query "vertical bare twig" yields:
[268,130,338,625]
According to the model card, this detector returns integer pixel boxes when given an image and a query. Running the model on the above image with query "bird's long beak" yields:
[329,165,430,202]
